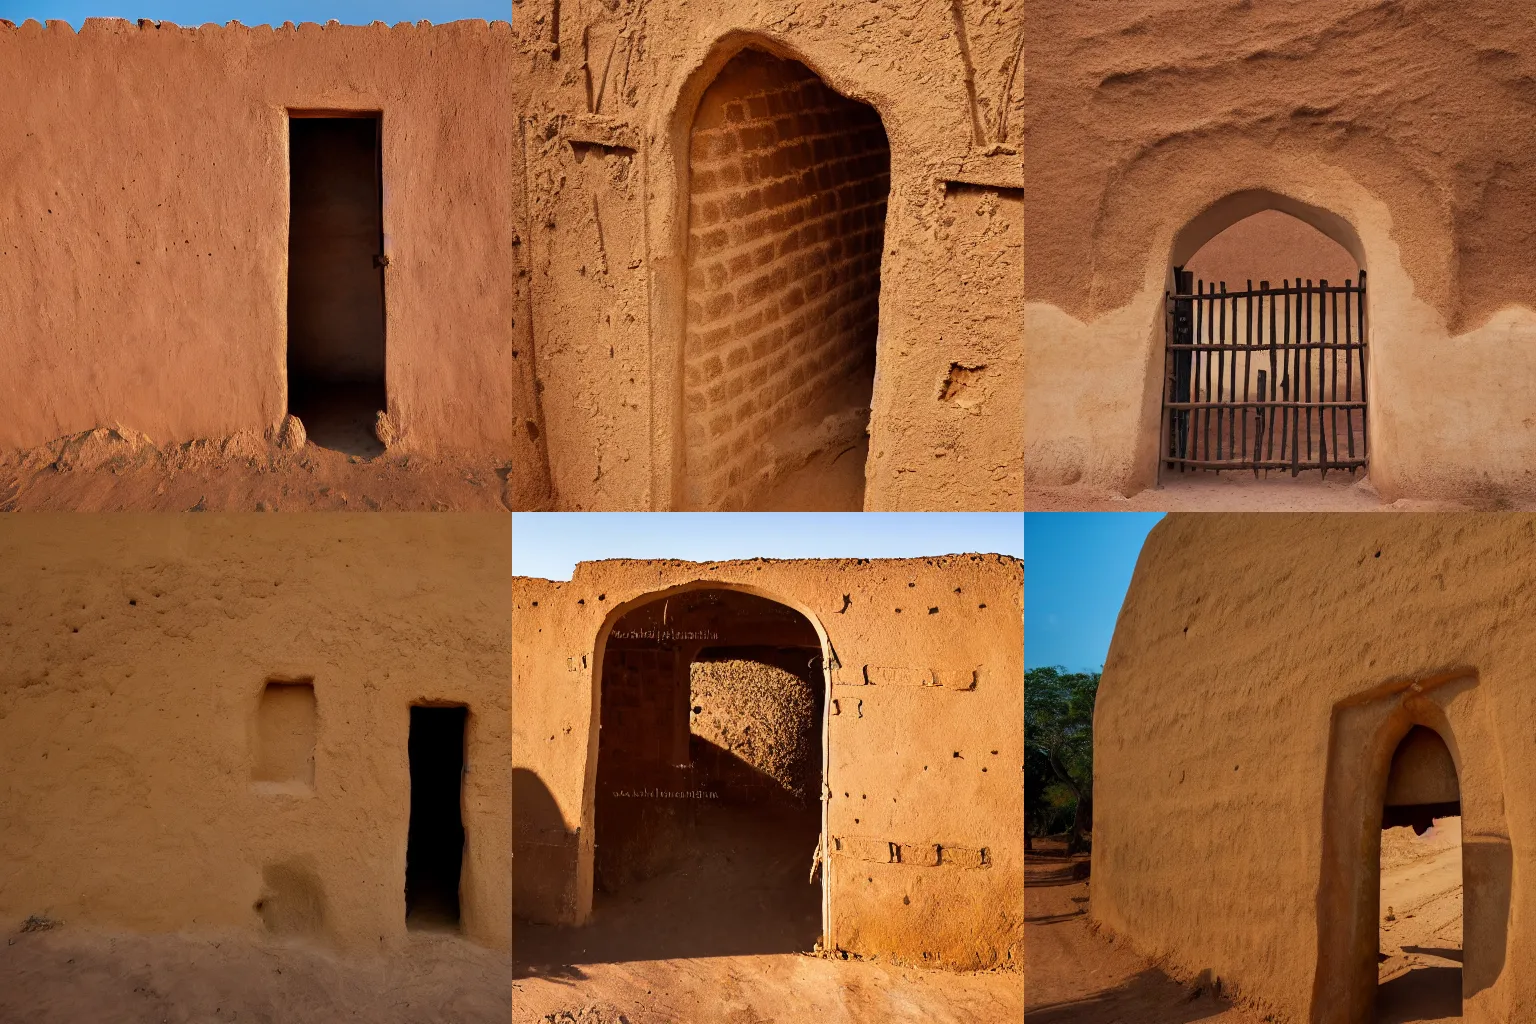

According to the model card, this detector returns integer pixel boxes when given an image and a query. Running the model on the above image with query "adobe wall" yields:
[1025,2,1536,502]
[512,554,1023,969]
[513,0,1022,510]
[0,19,527,470]
[0,514,511,953]
[1096,514,1536,1023]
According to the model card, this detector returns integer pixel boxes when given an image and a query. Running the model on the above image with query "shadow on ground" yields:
[1375,966,1462,1023]
[1027,969,1236,1024]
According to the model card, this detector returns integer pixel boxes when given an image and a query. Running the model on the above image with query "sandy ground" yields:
[1377,818,1463,1024]
[0,427,512,511]
[756,434,869,511]
[1026,825,1465,1024]
[1025,840,1263,1024]
[0,925,510,1023]
[1025,473,1481,512]
[515,801,1021,1023]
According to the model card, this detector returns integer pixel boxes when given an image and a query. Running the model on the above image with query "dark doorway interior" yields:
[1377,726,1462,1023]
[288,114,387,458]
[406,705,467,930]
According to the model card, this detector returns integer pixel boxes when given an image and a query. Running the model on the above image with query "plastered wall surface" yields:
[512,555,1023,969]
[1096,514,1536,1023]
[0,514,511,953]
[0,19,522,463]
[1025,2,1536,502]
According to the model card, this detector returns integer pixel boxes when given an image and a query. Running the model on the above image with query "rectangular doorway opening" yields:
[406,705,467,931]
[287,113,387,459]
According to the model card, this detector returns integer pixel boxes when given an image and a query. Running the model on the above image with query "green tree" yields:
[1025,667,1099,854]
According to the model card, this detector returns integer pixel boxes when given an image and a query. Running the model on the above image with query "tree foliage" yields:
[1025,667,1100,852]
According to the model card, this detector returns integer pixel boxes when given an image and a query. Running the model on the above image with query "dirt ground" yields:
[1026,827,1465,1024]
[1377,818,1463,1024]
[0,427,513,511]
[0,924,510,1024]
[515,800,1022,1023]
[1025,839,1263,1024]
[1025,474,1481,512]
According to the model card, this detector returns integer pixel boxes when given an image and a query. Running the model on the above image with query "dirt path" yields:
[1377,818,1463,1024]
[514,952,1021,1024]
[1024,843,1262,1024]
[516,799,1020,1022]
[0,925,509,1023]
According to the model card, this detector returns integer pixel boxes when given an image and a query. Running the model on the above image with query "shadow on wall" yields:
[513,745,820,976]
[512,768,581,929]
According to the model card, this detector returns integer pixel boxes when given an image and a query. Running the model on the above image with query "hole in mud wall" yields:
[594,589,825,956]
[257,859,326,938]
[683,49,890,512]
[287,113,387,459]
[253,680,316,787]
[406,705,467,931]
[1377,726,1462,1022]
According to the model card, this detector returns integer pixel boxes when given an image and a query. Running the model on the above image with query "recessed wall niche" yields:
[253,679,317,790]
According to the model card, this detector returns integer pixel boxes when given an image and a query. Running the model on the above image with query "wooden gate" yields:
[1163,269,1368,476]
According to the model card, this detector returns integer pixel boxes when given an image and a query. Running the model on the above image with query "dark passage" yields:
[515,591,825,974]
[406,705,467,930]
[287,115,387,458]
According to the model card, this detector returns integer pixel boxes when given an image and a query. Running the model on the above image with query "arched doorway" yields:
[1314,673,1511,1024]
[1161,196,1368,481]
[682,48,890,512]
[589,587,829,958]
[1376,726,1463,1022]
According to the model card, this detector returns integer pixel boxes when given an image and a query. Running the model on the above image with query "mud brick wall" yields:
[599,645,684,776]
[683,49,890,509]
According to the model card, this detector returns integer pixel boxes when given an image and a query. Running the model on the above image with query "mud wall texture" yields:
[0,19,522,462]
[683,49,888,510]
[1096,514,1536,1023]
[512,555,1023,969]
[691,653,820,803]
[0,514,511,953]
[514,0,1023,510]
[1025,2,1536,501]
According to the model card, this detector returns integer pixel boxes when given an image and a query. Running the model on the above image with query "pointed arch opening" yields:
[1376,726,1463,1022]
[1160,192,1369,482]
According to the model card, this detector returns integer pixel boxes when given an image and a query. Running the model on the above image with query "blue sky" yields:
[1025,512,1164,673]
[512,513,1023,581]
[0,0,508,25]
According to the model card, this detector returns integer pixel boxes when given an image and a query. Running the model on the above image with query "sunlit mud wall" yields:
[0,19,526,471]
[512,555,1023,969]
[1025,3,1536,503]
[0,514,511,952]
[515,0,1023,510]
[1094,514,1536,1023]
